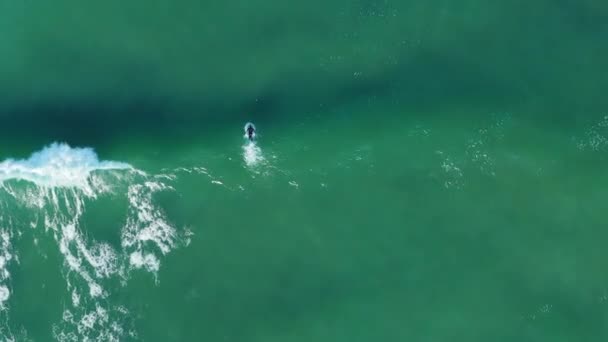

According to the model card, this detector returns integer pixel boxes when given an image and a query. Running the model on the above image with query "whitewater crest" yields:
[0,143,188,341]
[0,142,131,193]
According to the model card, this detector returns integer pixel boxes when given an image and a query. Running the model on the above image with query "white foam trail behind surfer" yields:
[243,141,265,167]
[0,143,189,341]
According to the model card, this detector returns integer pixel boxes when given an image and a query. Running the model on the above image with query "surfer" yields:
[244,122,256,141]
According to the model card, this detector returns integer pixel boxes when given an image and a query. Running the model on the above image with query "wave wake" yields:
[243,141,264,167]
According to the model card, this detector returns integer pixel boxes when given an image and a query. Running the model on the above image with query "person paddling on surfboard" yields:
[244,122,256,141]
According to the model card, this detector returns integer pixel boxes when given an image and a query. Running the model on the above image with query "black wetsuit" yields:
[247,126,255,140]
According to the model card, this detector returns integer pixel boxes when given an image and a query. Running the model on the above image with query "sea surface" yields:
[1,1,608,341]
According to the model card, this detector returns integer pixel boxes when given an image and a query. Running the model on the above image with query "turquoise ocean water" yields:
[1,1,608,341]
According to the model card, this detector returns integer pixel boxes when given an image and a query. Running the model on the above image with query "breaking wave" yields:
[0,143,189,341]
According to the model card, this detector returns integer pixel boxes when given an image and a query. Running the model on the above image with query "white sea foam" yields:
[129,251,160,273]
[0,286,9,305]
[54,304,132,342]
[577,115,608,151]
[0,143,130,193]
[0,230,13,310]
[243,141,264,167]
[122,181,177,259]
[436,151,464,189]
[0,143,186,341]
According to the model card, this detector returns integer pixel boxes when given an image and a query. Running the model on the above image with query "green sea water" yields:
[1,1,608,341]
